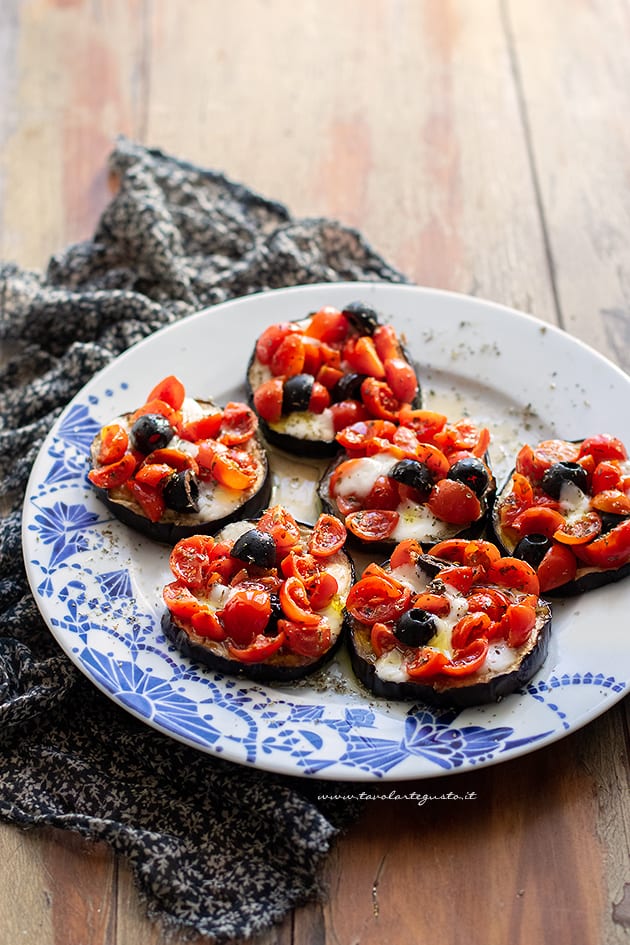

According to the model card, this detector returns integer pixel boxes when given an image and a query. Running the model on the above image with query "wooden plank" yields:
[0,0,148,268]
[144,0,557,321]
[0,824,116,945]
[506,0,630,367]
[310,733,610,945]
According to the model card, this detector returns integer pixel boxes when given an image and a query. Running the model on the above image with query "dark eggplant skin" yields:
[246,309,423,458]
[162,519,356,682]
[346,551,552,706]
[348,603,552,707]
[162,609,350,682]
[317,451,496,554]
[492,466,630,597]
[89,408,271,544]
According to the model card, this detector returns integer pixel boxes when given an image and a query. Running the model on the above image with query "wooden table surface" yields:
[2,1,630,943]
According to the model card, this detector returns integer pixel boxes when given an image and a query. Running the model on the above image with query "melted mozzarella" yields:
[333,453,465,543]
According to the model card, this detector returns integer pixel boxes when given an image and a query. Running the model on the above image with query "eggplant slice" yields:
[89,395,271,544]
[246,301,422,457]
[162,514,356,682]
[492,435,630,595]
[318,447,496,554]
[346,548,552,707]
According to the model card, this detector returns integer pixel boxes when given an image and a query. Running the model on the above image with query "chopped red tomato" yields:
[280,550,319,582]
[345,336,385,378]
[412,592,451,617]
[553,511,602,545]
[441,638,489,676]
[330,400,370,432]
[163,581,205,622]
[88,452,136,490]
[145,448,199,474]
[227,631,286,663]
[398,407,447,439]
[579,434,627,464]
[97,424,129,465]
[253,377,284,423]
[147,375,186,410]
[308,514,346,557]
[373,324,402,362]
[573,520,630,570]
[133,462,174,488]
[279,577,321,626]
[316,364,345,390]
[364,475,400,511]
[346,573,411,625]
[191,608,226,641]
[279,618,332,657]
[384,358,418,403]
[414,443,450,481]
[220,402,258,446]
[304,571,338,610]
[255,322,298,365]
[405,647,450,679]
[370,622,398,658]
[513,505,565,537]
[304,306,349,343]
[389,538,424,569]
[258,506,301,556]
[308,381,331,414]
[466,587,509,622]
[336,419,397,452]
[591,460,623,494]
[435,565,477,595]
[451,612,492,650]
[210,447,258,490]
[537,543,577,592]
[360,378,401,422]
[590,490,630,516]
[427,480,482,525]
[169,535,216,589]
[125,479,165,522]
[129,398,179,425]
[178,412,223,443]
[270,333,305,377]
[346,509,399,542]
[486,558,540,596]
[504,604,536,648]
[221,588,272,644]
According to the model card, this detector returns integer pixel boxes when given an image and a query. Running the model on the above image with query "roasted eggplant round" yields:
[318,411,495,552]
[161,507,355,681]
[246,303,422,456]
[345,537,552,707]
[492,435,630,595]
[88,375,271,544]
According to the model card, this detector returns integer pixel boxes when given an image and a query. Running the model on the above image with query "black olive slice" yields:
[341,300,380,334]
[388,459,434,500]
[541,461,588,498]
[163,469,200,513]
[332,372,367,402]
[514,533,552,569]
[231,527,277,569]
[130,413,174,454]
[282,374,314,413]
[448,457,490,497]
[394,609,437,647]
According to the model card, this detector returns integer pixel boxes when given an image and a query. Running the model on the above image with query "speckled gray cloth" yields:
[0,139,405,941]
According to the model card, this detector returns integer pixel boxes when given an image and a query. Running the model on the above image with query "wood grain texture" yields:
[0,1,629,944]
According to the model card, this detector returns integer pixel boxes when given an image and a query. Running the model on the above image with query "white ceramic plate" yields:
[22,283,630,781]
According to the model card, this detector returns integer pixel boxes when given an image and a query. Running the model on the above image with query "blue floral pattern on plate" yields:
[21,286,630,781]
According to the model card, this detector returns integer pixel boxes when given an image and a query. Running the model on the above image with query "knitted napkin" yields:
[0,139,405,941]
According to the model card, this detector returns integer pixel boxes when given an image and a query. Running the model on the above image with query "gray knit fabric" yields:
[0,139,405,940]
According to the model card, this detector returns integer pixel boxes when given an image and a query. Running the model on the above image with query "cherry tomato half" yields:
[253,377,284,423]
[147,375,186,411]
[308,514,347,557]
[537,543,577,592]
[279,618,332,658]
[220,402,258,446]
[88,452,136,490]
[427,480,482,525]
[279,576,321,626]
[221,588,272,645]
[227,631,286,663]
[169,535,216,589]
[346,509,399,542]
[440,638,489,676]
[346,574,412,625]
[97,423,129,466]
